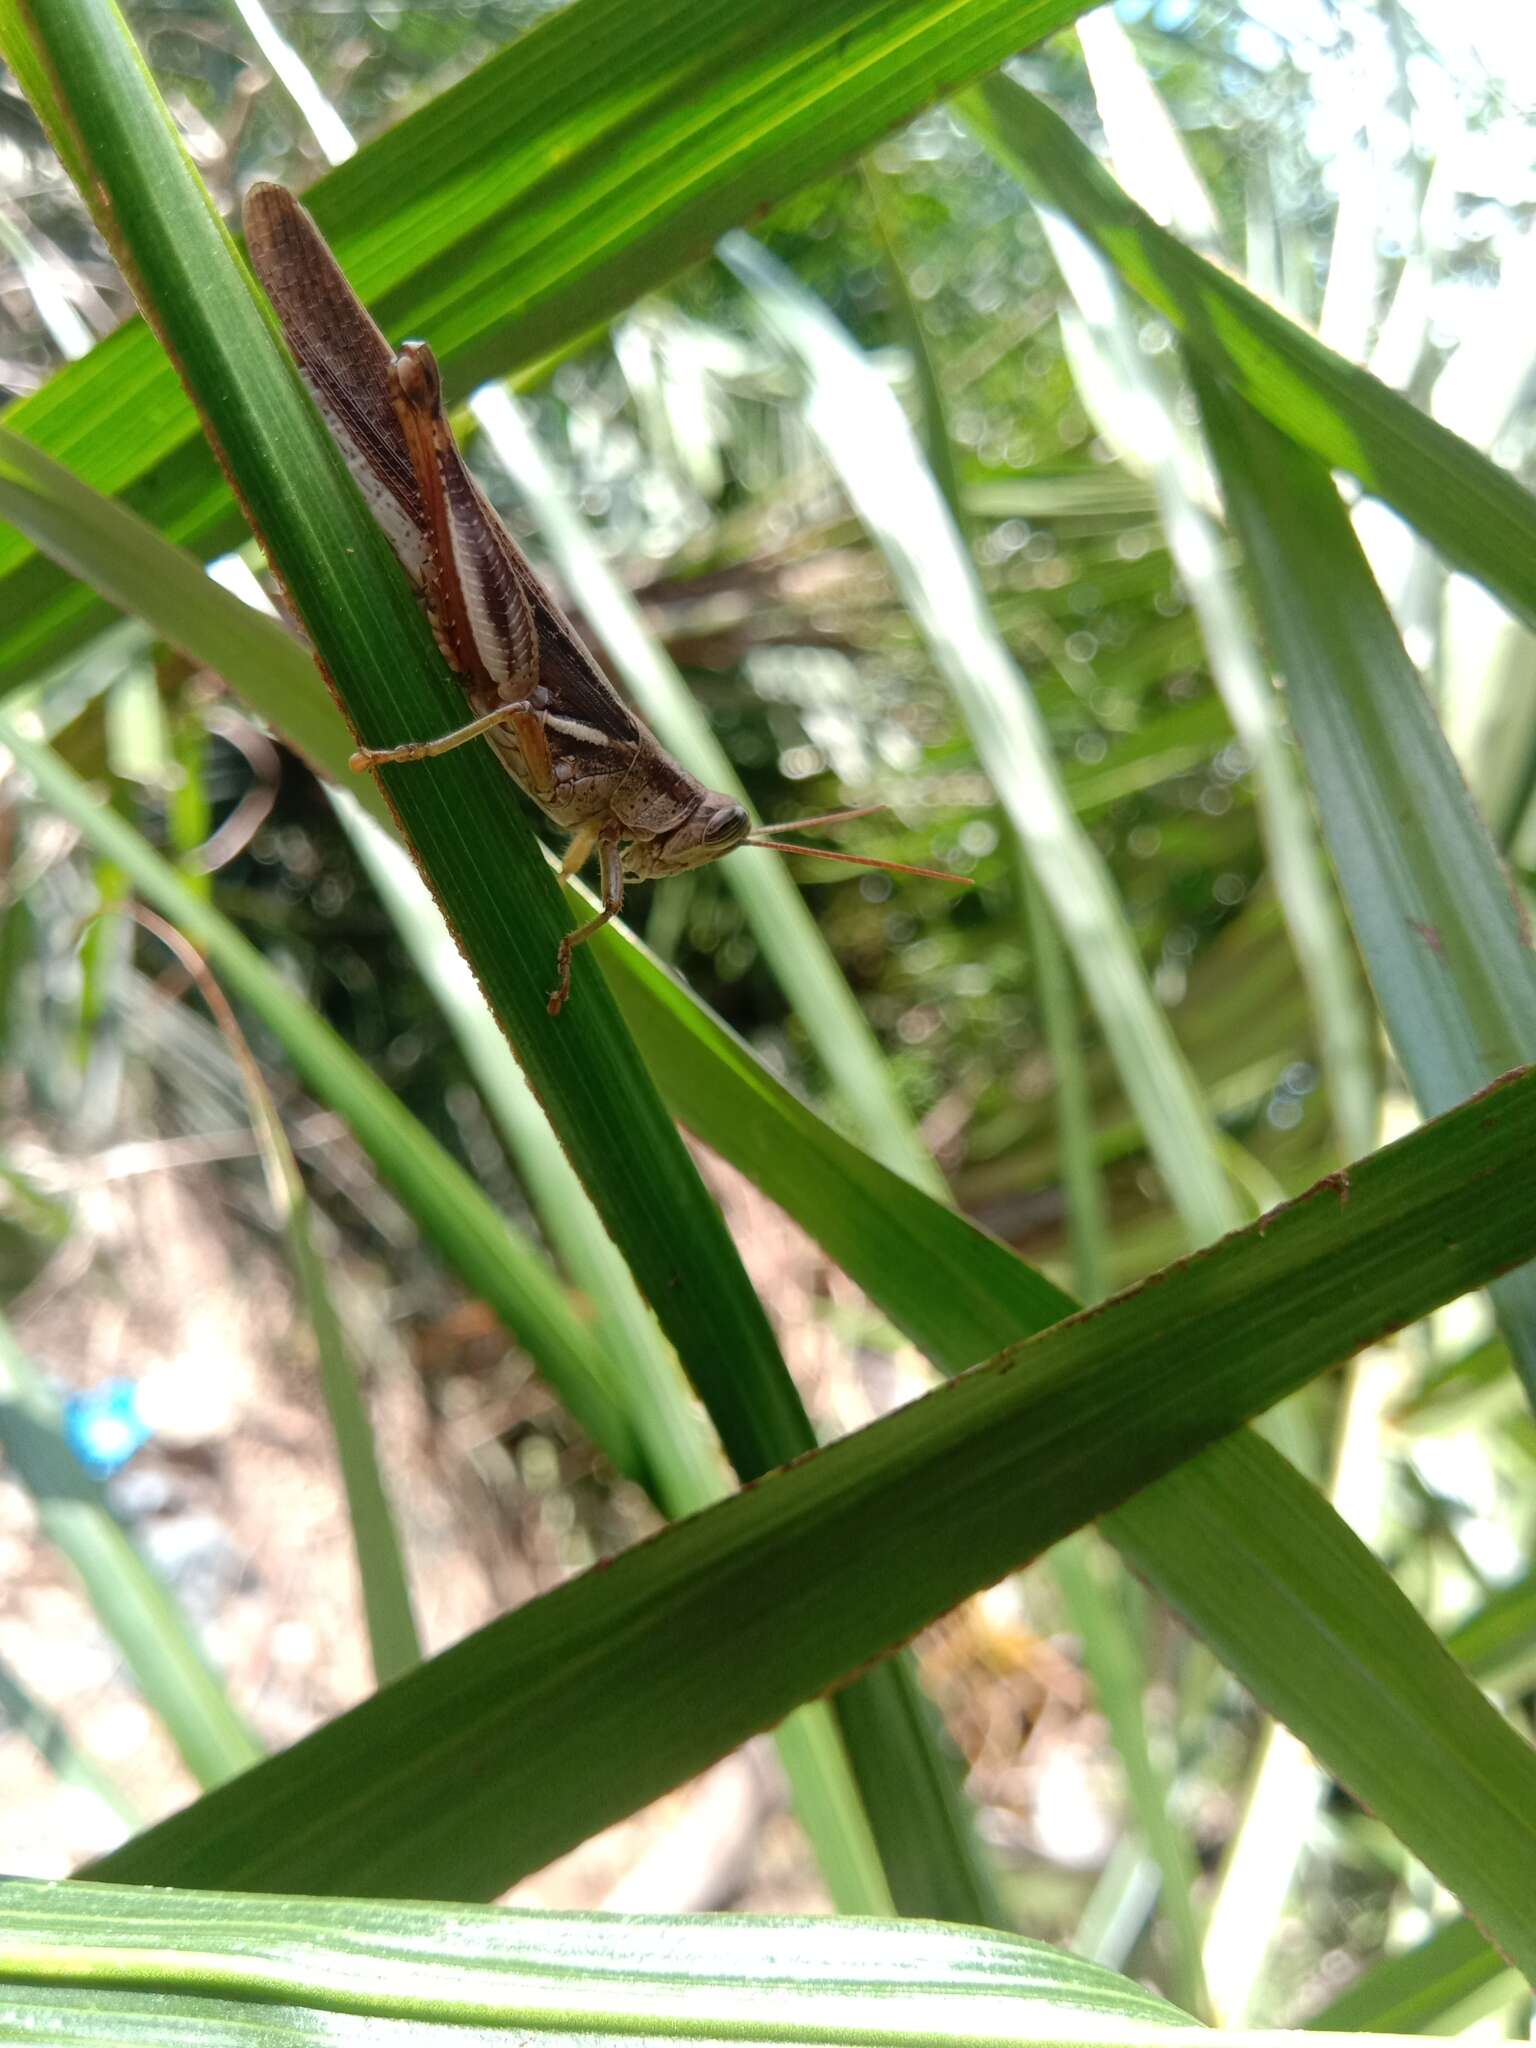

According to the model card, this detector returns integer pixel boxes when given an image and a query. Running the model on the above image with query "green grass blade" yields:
[0,0,1096,686]
[828,1676,1003,1931]
[602,939,1073,1354]
[858,180,1111,1283]
[1306,1916,1513,2034]
[718,230,1239,1247]
[960,76,1536,635]
[87,1067,1536,1969]
[467,385,944,1197]
[0,428,393,833]
[1051,1534,1205,2016]
[1195,375,1536,1402]
[1038,217,1377,1160]
[15,709,898,1914]
[862,161,969,525]
[1107,1437,1534,1999]
[0,1875,1197,2039]
[1021,871,1110,1302]
[277,1152,422,1687]
[1443,1567,1536,1688]
[767,1708,898,1918]
[0,1311,261,1789]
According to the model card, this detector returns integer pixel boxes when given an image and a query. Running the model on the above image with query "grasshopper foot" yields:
[547,940,575,1016]
[349,738,439,771]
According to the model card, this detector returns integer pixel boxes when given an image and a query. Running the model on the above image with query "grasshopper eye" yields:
[705,800,750,847]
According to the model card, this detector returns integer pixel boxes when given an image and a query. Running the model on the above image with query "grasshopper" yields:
[244,183,964,1012]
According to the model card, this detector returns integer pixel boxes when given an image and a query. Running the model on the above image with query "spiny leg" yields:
[549,830,624,1015]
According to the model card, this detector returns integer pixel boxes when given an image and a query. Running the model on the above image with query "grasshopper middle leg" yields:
[549,825,624,1015]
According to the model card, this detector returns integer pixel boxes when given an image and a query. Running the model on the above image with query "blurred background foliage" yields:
[2,0,1535,2031]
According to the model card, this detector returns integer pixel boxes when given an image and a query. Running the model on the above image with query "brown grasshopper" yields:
[243,183,964,1012]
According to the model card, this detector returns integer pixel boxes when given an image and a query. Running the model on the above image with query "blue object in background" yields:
[63,1380,153,1478]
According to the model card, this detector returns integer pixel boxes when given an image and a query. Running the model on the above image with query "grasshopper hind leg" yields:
[549,826,624,1014]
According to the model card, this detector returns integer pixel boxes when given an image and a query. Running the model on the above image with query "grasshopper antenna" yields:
[746,802,969,885]
[748,803,888,837]
[745,838,970,888]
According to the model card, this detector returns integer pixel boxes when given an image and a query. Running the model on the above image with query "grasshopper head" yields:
[622,794,975,896]
[622,793,751,880]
